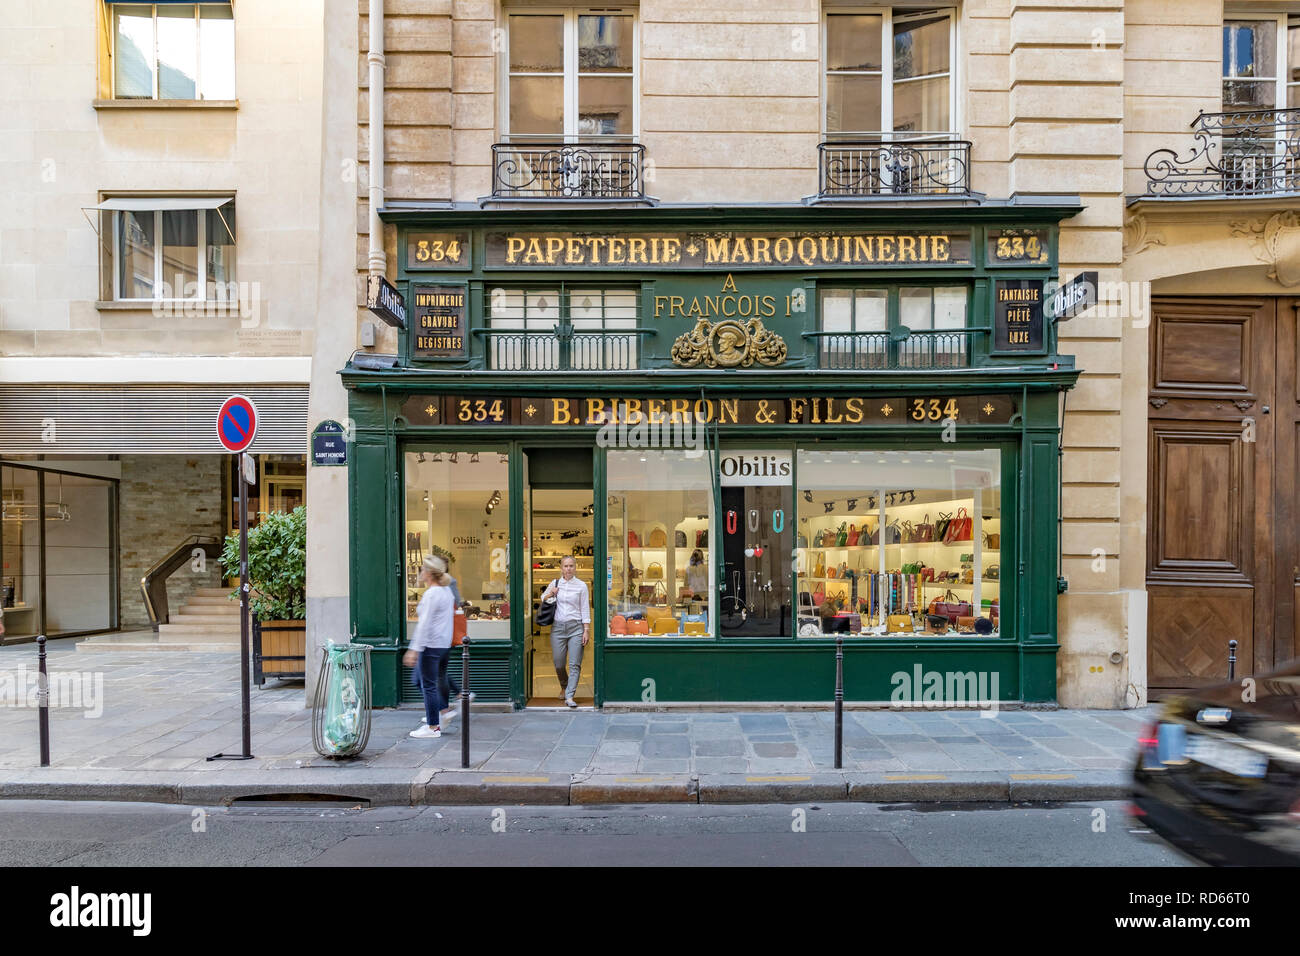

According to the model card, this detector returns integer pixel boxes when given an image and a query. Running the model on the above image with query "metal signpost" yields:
[209,394,258,762]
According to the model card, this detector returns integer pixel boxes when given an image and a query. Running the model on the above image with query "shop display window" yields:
[606,450,713,638]
[796,448,1001,638]
[404,450,511,640]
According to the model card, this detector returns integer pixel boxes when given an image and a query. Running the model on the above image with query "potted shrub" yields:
[221,505,306,684]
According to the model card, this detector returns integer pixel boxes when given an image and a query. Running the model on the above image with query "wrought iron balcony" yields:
[818,137,972,199]
[491,142,646,201]
[1142,108,1300,198]
[478,327,646,371]
[807,328,978,370]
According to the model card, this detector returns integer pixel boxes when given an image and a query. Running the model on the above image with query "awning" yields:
[81,196,235,243]
[84,197,233,212]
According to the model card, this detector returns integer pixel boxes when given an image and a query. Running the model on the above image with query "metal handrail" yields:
[476,327,654,371]
[1142,107,1300,197]
[803,328,980,370]
[491,142,647,200]
[818,137,972,198]
[140,534,223,632]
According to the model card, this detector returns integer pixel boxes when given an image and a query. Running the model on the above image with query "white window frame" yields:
[1221,11,1298,110]
[108,1,235,101]
[820,6,959,140]
[107,198,235,303]
[500,8,640,143]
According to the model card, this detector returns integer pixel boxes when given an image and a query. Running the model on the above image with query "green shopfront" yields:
[342,204,1081,708]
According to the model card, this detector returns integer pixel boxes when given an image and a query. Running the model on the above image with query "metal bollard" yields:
[460,636,470,769]
[1228,639,1237,681]
[37,635,50,767]
[834,634,844,770]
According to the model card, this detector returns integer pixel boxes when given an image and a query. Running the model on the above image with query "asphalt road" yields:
[0,799,1191,867]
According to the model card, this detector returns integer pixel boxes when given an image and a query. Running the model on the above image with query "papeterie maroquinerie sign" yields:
[484,230,973,270]
[410,285,467,359]
[993,280,1045,352]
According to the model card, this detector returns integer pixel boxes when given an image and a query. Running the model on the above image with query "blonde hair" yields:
[422,554,450,585]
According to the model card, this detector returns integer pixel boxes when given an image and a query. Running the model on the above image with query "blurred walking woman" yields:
[540,555,590,708]
[404,555,454,738]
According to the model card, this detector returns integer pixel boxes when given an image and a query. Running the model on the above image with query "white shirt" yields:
[410,584,454,651]
[549,575,591,625]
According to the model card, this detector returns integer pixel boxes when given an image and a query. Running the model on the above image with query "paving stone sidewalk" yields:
[0,645,1153,805]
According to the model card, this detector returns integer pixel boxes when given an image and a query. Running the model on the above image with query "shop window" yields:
[488,286,638,369]
[607,450,714,639]
[108,3,235,101]
[824,8,954,137]
[818,285,968,368]
[796,448,1001,638]
[506,11,636,140]
[404,450,511,640]
[99,198,235,302]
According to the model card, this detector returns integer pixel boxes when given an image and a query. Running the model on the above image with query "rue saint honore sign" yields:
[484,230,973,270]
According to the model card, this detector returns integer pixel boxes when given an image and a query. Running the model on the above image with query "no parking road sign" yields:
[216,394,258,453]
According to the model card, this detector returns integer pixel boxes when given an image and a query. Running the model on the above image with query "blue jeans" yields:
[417,647,450,726]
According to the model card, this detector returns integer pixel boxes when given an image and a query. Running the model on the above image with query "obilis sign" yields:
[365,274,407,329]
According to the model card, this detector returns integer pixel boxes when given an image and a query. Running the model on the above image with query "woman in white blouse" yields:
[540,555,590,707]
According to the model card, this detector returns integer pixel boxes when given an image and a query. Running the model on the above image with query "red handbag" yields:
[628,530,641,548]
[847,524,859,546]
[943,508,973,544]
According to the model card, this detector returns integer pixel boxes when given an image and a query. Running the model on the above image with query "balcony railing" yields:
[1142,108,1300,197]
[807,329,978,370]
[491,142,646,201]
[818,136,972,199]
[478,328,647,370]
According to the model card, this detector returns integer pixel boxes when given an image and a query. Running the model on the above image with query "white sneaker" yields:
[409,725,441,738]
[565,697,578,708]
[441,707,457,725]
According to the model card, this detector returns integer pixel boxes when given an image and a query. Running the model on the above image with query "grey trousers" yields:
[550,618,585,698]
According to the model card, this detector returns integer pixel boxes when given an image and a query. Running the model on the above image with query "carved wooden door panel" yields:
[1147,298,1275,689]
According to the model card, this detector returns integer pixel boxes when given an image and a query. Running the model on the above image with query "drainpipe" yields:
[367,0,386,275]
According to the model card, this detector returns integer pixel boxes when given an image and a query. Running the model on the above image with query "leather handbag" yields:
[452,609,467,646]
[927,590,974,625]
[944,508,973,544]
[628,530,641,548]
[921,566,936,582]
[887,614,913,632]
[884,522,902,545]
[934,512,953,542]
[847,524,859,546]
[648,527,667,548]
[821,528,836,548]
[901,520,917,544]
[610,614,627,635]
[961,567,975,585]
[682,617,707,636]
[797,534,808,549]
[986,565,1000,580]
[675,529,687,548]
[535,579,560,627]
[813,556,826,578]
[651,616,680,635]
[836,522,848,547]
[646,562,664,580]
[696,529,708,548]
[813,585,826,605]
[984,530,1000,549]
[627,619,649,635]
[916,514,935,543]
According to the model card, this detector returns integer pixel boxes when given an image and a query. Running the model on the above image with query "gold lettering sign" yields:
[485,231,972,269]
[399,395,1017,427]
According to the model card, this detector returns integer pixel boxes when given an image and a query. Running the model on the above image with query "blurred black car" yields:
[1132,659,1300,866]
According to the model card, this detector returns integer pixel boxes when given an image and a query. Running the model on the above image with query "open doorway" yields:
[526,488,595,707]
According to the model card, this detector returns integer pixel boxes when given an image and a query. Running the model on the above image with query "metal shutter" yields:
[0,386,308,453]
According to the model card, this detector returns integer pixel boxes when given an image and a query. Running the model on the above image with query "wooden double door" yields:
[1147,297,1300,690]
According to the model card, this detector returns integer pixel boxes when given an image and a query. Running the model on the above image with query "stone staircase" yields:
[155,587,241,649]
